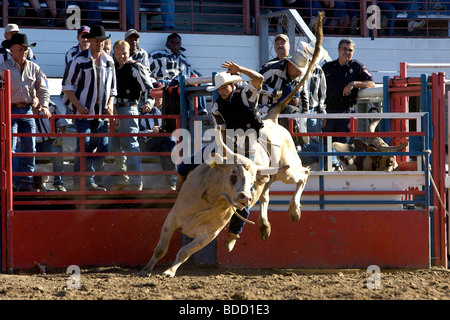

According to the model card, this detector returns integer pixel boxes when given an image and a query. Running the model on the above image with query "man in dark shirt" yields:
[322,38,374,144]
[111,40,155,191]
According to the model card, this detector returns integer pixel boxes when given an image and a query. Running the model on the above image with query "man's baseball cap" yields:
[77,25,90,36]
[125,28,140,39]
[5,24,20,33]
[274,34,289,42]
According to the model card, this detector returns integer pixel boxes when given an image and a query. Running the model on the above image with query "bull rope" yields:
[232,207,256,225]
[218,194,256,225]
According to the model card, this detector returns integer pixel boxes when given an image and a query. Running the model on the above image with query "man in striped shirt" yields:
[148,33,207,114]
[35,101,69,192]
[258,50,310,141]
[62,25,117,191]
[64,25,90,68]
[124,29,150,71]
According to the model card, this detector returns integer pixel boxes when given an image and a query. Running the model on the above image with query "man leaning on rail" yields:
[0,33,51,192]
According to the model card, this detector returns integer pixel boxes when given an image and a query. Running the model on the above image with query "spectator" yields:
[110,40,155,191]
[298,40,328,165]
[304,0,350,34]
[269,33,290,62]
[258,50,310,136]
[104,38,111,55]
[300,40,327,132]
[0,33,51,191]
[138,85,177,190]
[148,32,207,114]
[62,24,116,191]
[149,33,199,82]
[64,25,90,67]
[378,0,426,34]
[0,24,36,64]
[34,100,68,192]
[127,0,175,31]
[321,38,374,145]
[124,29,150,70]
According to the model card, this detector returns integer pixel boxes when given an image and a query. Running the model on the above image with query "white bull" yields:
[138,127,289,277]
[138,13,324,277]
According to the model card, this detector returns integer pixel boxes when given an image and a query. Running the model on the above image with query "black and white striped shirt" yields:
[258,59,308,110]
[148,47,200,81]
[65,44,85,67]
[35,102,69,143]
[139,107,161,132]
[210,80,261,130]
[131,47,150,71]
[62,49,117,115]
[305,64,327,114]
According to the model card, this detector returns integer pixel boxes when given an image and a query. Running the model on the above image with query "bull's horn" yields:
[215,125,236,160]
[257,164,290,175]
[369,118,381,133]
[376,142,409,152]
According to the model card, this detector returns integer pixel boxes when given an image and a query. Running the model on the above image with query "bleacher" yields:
[2,0,449,37]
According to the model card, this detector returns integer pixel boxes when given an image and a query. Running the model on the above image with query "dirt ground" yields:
[0,264,449,301]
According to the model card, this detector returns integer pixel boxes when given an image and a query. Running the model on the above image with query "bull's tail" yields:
[265,11,324,123]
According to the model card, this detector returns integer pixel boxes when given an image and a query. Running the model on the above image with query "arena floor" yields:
[0,265,449,301]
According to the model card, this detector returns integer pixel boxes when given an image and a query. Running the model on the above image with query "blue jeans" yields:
[35,140,64,187]
[110,106,142,186]
[131,0,175,29]
[11,106,36,189]
[304,0,348,20]
[140,136,176,187]
[378,0,420,36]
[74,119,109,186]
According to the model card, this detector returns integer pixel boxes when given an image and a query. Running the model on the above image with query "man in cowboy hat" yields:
[176,61,264,252]
[0,24,36,64]
[258,50,310,141]
[0,33,51,191]
[62,24,117,191]
[295,40,331,166]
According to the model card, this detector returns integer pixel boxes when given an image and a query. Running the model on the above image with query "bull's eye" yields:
[230,174,237,185]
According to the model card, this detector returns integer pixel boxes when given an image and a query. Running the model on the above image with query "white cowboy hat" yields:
[300,40,328,64]
[284,50,310,74]
[206,71,243,92]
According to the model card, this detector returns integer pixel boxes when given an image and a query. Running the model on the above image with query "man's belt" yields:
[11,103,33,109]
[116,98,138,108]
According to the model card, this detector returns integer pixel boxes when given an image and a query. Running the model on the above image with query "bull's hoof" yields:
[224,233,240,252]
[162,269,176,278]
[289,204,301,222]
[259,223,271,240]
[135,270,149,277]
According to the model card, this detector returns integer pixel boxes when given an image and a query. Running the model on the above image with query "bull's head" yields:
[209,126,287,210]
[332,120,408,172]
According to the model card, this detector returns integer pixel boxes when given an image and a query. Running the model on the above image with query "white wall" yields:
[4,28,450,85]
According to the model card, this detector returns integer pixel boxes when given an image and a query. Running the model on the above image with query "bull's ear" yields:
[207,152,227,168]
[367,146,378,152]
[354,139,368,151]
